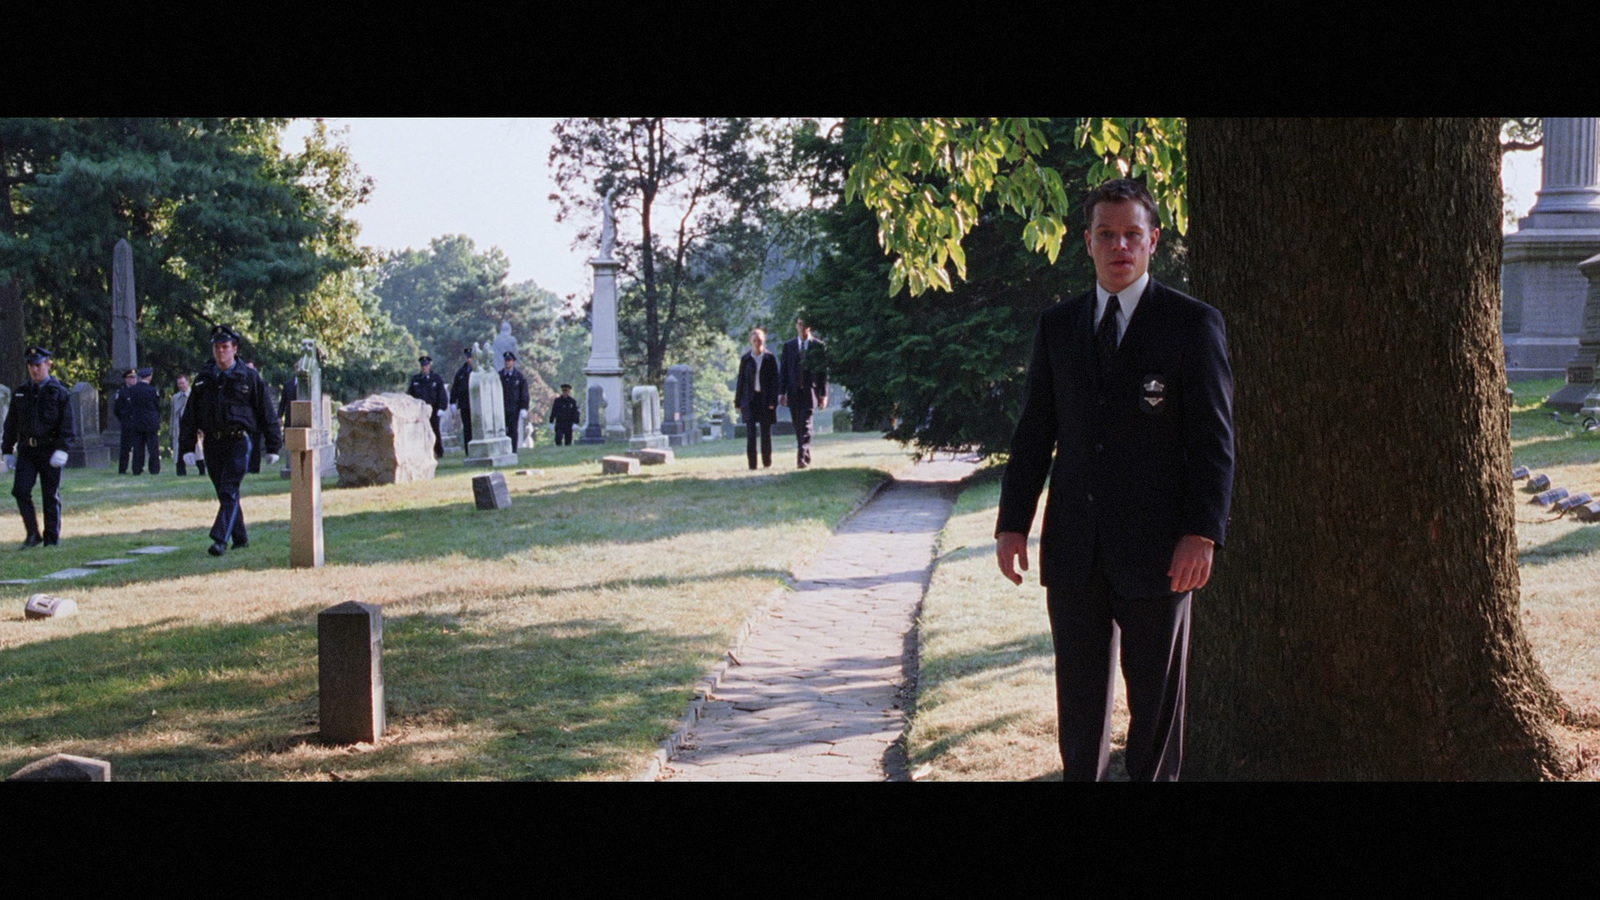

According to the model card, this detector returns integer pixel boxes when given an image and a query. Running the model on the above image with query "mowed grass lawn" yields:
[908,378,1600,781]
[0,431,911,781]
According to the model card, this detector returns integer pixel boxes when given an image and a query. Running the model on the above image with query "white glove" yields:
[265,453,280,466]
[2,454,13,470]
[183,452,197,466]
[49,450,68,468]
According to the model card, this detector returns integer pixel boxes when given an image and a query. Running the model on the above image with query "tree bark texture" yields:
[1186,118,1565,779]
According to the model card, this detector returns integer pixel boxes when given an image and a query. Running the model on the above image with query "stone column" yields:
[1502,118,1600,402]
[287,400,325,569]
[584,256,629,442]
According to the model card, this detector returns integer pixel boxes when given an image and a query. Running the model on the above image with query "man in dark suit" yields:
[127,367,162,475]
[734,327,780,470]
[500,352,530,452]
[452,348,474,450]
[995,178,1234,782]
[779,315,828,469]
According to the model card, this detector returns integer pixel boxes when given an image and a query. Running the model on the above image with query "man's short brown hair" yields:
[1084,178,1161,231]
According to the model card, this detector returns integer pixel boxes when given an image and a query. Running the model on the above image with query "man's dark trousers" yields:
[11,448,62,542]
[132,429,161,474]
[787,394,814,467]
[118,428,135,474]
[203,433,251,546]
[555,425,573,446]
[1049,561,1190,782]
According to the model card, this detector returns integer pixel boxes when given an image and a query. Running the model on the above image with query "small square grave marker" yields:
[7,753,110,781]
[472,472,512,510]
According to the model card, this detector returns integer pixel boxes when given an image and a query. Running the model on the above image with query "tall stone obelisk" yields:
[101,238,139,455]
[1501,118,1600,406]
[582,191,629,443]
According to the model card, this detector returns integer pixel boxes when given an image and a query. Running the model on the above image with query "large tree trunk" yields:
[1186,118,1566,779]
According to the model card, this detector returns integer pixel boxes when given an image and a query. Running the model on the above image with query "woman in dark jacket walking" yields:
[734,327,780,470]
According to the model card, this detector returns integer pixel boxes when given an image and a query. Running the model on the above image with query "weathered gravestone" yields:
[67,382,110,468]
[601,455,640,475]
[440,395,464,454]
[282,340,336,480]
[335,393,438,487]
[7,753,111,782]
[465,341,516,467]
[318,601,385,745]
[287,400,325,568]
[577,384,607,445]
[24,593,77,619]
[662,365,698,447]
[629,447,674,465]
[629,386,668,451]
[472,472,512,510]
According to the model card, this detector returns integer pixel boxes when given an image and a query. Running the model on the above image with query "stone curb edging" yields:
[632,473,895,782]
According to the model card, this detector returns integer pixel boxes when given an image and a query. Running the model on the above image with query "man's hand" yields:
[778,395,788,407]
[996,531,1030,585]
[183,452,197,467]
[1168,535,1215,594]
[2,454,14,471]
[265,453,280,466]
[49,450,68,468]
[819,397,828,410]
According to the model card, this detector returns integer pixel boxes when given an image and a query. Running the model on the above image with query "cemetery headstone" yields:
[662,365,699,447]
[578,384,607,444]
[24,593,77,619]
[472,472,512,510]
[287,400,325,568]
[335,393,438,487]
[101,238,138,456]
[465,340,516,466]
[7,753,110,782]
[601,455,640,475]
[629,386,668,451]
[318,601,385,745]
[67,382,110,468]
[629,448,675,465]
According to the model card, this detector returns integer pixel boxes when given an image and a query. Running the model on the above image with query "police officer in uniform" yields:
[128,367,162,475]
[179,326,282,557]
[500,351,530,452]
[407,355,448,459]
[3,346,75,548]
[549,383,580,446]
[452,347,474,450]
[114,368,138,474]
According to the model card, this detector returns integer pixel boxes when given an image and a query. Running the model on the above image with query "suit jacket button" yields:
[1086,493,1094,503]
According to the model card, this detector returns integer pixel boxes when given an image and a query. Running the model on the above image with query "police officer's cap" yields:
[210,324,241,345]
[137,367,153,378]
[560,383,572,391]
[419,355,433,365]
[462,347,472,357]
[24,346,52,364]
[124,368,138,379]
[503,351,517,362]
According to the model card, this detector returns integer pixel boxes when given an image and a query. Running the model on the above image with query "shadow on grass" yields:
[1519,524,1600,566]
[1,598,736,781]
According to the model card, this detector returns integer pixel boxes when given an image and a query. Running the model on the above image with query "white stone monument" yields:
[1502,118,1600,402]
[584,190,629,443]
[629,385,668,451]
[465,340,516,466]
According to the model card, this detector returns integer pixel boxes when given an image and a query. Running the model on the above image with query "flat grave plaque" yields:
[2,579,37,586]
[41,568,95,580]
[1526,474,1552,491]
[84,558,136,567]
[127,546,180,555]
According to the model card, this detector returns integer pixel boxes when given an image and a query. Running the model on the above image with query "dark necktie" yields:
[1096,294,1121,374]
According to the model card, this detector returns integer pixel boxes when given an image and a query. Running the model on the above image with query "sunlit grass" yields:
[0,432,915,780]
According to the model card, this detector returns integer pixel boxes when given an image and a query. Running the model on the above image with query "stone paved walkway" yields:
[654,456,978,781]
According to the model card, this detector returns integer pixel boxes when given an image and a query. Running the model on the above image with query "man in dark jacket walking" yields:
[180,325,283,557]
[549,383,581,446]
[3,346,75,548]
[408,355,448,459]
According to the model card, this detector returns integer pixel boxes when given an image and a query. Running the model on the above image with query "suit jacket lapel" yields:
[1112,278,1164,370]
